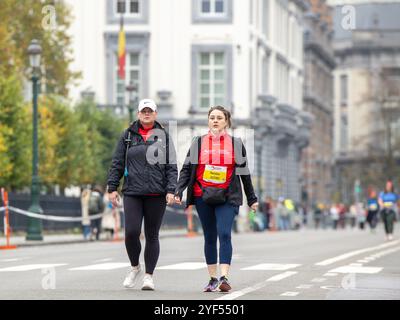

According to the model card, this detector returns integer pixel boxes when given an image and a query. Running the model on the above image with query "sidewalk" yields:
[0,228,190,248]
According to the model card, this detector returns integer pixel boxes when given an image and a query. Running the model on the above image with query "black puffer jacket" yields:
[175,135,258,208]
[107,121,177,196]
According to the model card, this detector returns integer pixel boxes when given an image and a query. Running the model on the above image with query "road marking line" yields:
[296,284,313,289]
[280,291,299,297]
[315,240,400,266]
[93,258,113,263]
[267,271,298,282]
[349,263,363,266]
[357,260,368,263]
[1,258,22,262]
[157,262,207,270]
[69,263,130,271]
[0,264,67,272]
[324,273,338,277]
[215,271,298,300]
[311,278,327,283]
[328,266,383,274]
[367,246,400,260]
[241,263,301,271]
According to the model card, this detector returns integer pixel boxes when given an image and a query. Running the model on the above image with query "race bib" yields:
[384,202,393,208]
[203,165,227,184]
[369,204,377,210]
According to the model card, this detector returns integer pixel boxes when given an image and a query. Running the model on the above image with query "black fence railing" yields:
[0,193,198,233]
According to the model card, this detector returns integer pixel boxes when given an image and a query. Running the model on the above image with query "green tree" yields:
[0,75,31,191]
[74,99,126,187]
[3,0,80,95]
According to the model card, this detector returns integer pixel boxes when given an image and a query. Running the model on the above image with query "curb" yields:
[2,230,191,248]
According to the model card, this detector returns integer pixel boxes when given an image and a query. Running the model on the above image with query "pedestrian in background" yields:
[175,105,258,293]
[330,204,339,230]
[107,99,178,291]
[378,180,398,241]
[338,203,347,229]
[313,203,323,229]
[349,204,357,229]
[261,195,273,230]
[80,187,91,240]
[276,197,290,230]
[366,189,380,233]
[101,192,121,240]
[88,185,105,241]
[356,202,366,230]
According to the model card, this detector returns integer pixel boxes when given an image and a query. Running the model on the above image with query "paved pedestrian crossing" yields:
[0,260,386,275]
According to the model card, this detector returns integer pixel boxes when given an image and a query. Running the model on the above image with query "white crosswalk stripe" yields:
[328,266,383,274]
[0,264,67,272]
[280,291,299,297]
[69,263,130,271]
[241,263,301,271]
[157,262,207,270]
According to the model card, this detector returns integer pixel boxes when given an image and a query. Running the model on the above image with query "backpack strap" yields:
[124,130,132,177]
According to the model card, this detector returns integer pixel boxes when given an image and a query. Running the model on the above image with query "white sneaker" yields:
[123,265,142,288]
[141,274,155,291]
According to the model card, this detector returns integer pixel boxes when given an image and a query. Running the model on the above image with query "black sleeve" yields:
[98,194,105,212]
[175,137,199,198]
[165,133,178,194]
[234,138,258,207]
[107,130,127,193]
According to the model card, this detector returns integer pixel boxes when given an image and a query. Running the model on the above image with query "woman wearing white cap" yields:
[107,99,177,291]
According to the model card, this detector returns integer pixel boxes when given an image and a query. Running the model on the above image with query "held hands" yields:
[250,202,259,212]
[166,193,175,206]
[109,191,120,207]
[174,195,183,205]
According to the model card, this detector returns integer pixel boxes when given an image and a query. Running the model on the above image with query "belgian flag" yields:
[118,15,126,80]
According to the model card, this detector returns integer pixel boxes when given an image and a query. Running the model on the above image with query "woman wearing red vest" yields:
[175,106,258,292]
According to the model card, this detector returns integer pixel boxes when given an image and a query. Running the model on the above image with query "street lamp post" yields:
[126,81,136,123]
[26,39,43,241]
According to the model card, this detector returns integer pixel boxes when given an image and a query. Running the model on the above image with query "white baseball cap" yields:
[138,99,157,112]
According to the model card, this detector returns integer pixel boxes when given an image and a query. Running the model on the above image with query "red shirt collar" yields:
[207,130,228,140]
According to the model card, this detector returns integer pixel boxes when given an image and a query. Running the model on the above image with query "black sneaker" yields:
[218,276,231,292]
[203,277,219,292]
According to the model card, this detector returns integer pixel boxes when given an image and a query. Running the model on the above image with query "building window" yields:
[340,74,348,106]
[114,52,141,105]
[382,68,400,98]
[201,0,225,14]
[198,52,226,108]
[107,0,148,24]
[192,0,232,23]
[192,45,232,110]
[262,0,269,38]
[116,0,140,16]
[262,54,269,94]
[340,114,348,151]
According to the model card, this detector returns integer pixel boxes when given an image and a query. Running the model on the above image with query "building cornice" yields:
[290,0,310,11]
[305,42,336,69]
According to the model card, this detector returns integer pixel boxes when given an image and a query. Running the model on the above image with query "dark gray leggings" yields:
[123,195,166,274]
[381,209,396,235]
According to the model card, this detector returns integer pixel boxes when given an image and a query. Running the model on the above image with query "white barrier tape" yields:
[1,205,192,222]
[7,206,103,222]
[165,206,197,216]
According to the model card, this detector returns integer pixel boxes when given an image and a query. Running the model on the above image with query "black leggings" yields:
[123,195,166,274]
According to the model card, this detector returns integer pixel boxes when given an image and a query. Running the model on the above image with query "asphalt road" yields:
[0,227,399,300]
